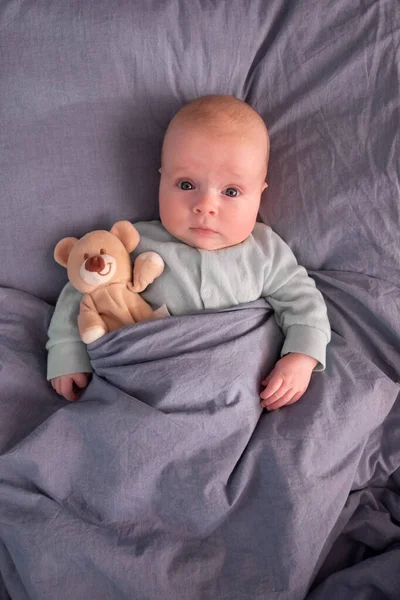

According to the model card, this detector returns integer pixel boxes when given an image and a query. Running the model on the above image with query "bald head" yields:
[162,94,270,174]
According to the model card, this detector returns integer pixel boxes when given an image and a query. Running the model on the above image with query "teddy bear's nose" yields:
[85,255,105,273]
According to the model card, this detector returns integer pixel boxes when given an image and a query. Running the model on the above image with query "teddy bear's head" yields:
[54,221,140,294]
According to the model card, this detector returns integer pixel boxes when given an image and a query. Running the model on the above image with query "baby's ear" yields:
[54,237,78,267]
[110,220,140,253]
[262,182,268,191]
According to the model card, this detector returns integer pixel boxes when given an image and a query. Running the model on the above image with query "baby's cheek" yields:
[224,222,248,245]
[160,201,184,231]
[231,208,258,241]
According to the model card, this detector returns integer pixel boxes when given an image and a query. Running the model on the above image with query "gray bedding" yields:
[1,1,399,599]
[0,285,399,599]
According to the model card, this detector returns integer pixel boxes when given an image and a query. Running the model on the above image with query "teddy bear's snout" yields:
[85,255,105,273]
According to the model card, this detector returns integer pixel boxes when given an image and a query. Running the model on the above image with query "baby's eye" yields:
[177,181,194,191]
[100,248,106,255]
[84,253,89,260]
[223,187,240,198]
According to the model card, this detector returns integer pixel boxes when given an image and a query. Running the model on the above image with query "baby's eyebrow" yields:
[166,167,192,177]
[172,167,244,177]
[171,165,198,173]
[227,171,244,180]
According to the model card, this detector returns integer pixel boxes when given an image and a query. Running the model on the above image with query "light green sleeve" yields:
[46,283,92,380]
[259,227,331,370]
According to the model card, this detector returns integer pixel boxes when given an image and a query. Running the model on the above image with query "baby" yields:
[48,94,331,410]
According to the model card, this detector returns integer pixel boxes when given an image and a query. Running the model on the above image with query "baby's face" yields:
[159,124,268,250]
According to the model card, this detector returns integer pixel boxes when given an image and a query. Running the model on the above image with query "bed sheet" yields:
[1,0,399,598]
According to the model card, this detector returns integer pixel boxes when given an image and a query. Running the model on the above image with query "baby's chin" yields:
[162,222,248,250]
[183,230,247,251]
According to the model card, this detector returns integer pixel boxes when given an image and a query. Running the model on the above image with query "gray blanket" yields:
[0,274,399,599]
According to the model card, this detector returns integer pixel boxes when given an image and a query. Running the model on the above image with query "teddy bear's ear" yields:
[54,237,78,267]
[110,221,140,253]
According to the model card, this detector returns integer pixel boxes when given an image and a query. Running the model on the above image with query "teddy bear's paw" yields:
[82,326,107,344]
[132,252,165,292]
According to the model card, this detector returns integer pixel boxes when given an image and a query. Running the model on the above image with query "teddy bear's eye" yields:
[84,253,89,260]
[100,248,106,255]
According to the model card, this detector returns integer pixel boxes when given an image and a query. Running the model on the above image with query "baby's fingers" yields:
[72,373,89,389]
[265,389,295,411]
[60,379,79,402]
[286,391,305,406]
[261,374,271,387]
[260,375,283,401]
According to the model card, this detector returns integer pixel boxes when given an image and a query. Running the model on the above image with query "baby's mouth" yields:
[190,226,217,234]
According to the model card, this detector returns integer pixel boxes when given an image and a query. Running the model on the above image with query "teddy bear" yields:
[54,220,165,344]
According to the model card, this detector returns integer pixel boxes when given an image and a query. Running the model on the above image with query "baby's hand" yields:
[51,372,91,402]
[260,353,318,411]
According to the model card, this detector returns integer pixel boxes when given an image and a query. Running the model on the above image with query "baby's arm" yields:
[46,283,92,401]
[258,227,331,410]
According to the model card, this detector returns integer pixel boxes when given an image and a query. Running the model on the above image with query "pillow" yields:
[1,0,398,303]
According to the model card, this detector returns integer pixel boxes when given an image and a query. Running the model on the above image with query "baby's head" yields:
[159,94,270,250]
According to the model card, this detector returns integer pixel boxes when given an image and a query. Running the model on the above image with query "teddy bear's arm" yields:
[131,252,165,293]
[78,294,108,344]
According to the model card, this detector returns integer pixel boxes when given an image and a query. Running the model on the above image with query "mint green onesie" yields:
[47,221,331,379]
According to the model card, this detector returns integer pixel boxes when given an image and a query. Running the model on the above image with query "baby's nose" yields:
[193,193,218,215]
[85,255,105,273]
[194,206,216,215]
